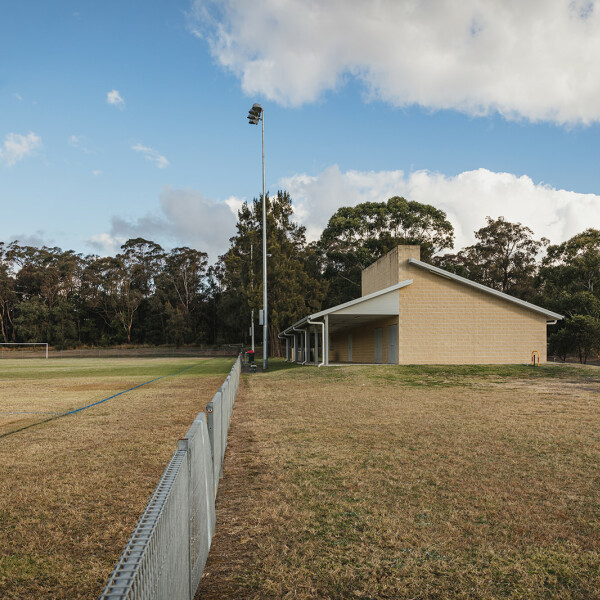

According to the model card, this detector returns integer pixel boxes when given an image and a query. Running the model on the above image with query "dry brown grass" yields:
[0,357,233,599]
[198,362,600,600]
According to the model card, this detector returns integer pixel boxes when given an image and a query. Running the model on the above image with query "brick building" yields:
[279,245,563,365]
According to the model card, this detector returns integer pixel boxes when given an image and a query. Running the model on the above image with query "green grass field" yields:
[198,361,600,600]
[0,356,234,599]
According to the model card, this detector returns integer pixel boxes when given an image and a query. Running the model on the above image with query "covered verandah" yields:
[278,280,411,366]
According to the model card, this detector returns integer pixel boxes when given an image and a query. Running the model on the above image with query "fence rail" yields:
[100,355,242,600]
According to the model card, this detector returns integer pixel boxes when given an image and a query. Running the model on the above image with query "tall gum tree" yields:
[434,216,548,301]
[539,229,600,363]
[319,197,454,307]
[219,190,327,355]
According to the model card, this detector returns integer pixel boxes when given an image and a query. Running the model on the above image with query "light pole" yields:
[250,244,255,353]
[247,102,268,370]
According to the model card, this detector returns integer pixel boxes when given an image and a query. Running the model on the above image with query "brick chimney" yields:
[361,245,421,296]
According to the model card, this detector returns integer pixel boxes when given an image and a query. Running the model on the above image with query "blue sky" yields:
[2,0,600,260]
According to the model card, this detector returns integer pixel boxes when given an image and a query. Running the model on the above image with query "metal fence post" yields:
[206,401,214,466]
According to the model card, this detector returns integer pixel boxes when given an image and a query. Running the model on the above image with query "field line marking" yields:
[0,361,205,441]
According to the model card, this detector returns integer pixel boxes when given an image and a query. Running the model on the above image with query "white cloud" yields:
[86,233,126,256]
[92,170,102,176]
[97,187,241,260]
[13,93,23,101]
[0,132,42,166]
[132,143,170,169]
[69,134,80,147]
[106,89,125,108]
[190,0,600,124]
[224,195,244,215]
[88,168,599,262]
[280,166,600,251]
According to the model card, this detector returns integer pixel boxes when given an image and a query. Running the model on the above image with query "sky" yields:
[2,0,600,261]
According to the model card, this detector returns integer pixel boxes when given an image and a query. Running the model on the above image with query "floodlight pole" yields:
[247,102,268,370]
[260,109,268,370]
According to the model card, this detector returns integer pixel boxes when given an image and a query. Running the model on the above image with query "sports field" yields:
[0,356,234,599]
[198,362,600,599]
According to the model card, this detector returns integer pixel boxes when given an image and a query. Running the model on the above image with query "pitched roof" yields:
[407,258,563,321]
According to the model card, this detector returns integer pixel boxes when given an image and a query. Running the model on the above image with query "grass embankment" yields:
[198,362,600,599]
[0,357,234,599]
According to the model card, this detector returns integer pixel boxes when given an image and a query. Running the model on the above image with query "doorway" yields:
[387,325,398,364]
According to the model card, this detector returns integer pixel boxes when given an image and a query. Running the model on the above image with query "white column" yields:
[324,315,329,366]
[304,329,309,363]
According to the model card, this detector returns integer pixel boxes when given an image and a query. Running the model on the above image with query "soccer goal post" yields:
[0,343,49,359]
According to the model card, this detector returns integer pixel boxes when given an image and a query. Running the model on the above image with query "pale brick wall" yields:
[399,264,548,364]
[330,317,398,363]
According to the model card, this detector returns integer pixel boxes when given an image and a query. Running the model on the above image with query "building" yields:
[279,245,563,365]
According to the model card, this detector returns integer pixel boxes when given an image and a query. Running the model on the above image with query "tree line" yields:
[1,190,598,362]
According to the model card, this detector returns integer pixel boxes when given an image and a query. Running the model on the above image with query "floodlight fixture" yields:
[247,103,263,125]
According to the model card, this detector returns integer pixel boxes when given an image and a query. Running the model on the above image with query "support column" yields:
[304,328,309,364]
[314,326,319,365]
[293,334,297,363]
[324,315,329,366]
[285,337,290,361]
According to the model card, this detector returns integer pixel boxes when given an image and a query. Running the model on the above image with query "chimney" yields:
[361,245,421,296]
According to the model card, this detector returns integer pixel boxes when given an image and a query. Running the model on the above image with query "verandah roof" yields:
[281,280,412,335]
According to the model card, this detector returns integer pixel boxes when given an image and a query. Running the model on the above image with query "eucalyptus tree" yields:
[220,190,326,354]
[155,246,209,345]
[0,243,16,342]
[538,229,600,362]
[434,216,548,300]
[3,243,84,346]
[319,197,454,306]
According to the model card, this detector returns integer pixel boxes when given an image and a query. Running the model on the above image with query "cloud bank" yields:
[89,168,599,261]
[190,0,600,124]
[281,166,600,251]
[88,187,240,260]
[0,132,42,166]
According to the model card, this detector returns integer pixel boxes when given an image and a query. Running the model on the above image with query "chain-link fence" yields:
[100,355,242,600]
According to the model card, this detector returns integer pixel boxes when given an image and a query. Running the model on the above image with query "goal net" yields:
[0,343,49,359]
